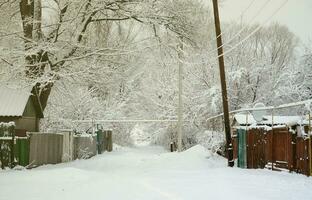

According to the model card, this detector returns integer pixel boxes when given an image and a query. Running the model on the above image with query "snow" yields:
[234,113,306,126]
[0,86,32,117]
[0,122,15,127]
[42,0,59,37]
[1,145,312,200]
[130,124,151,146]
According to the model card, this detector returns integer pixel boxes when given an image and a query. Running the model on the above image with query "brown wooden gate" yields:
[246,128,267,169]
[270,128,293,170]
[296,137,310,176]
[246,128,294,171]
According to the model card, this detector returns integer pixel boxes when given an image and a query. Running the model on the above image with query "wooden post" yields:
[212,0,234,167]
[291,130,297,172]
[245,113,249,168]
[170,142,175,152]
[106,130,113,152]
[271,109,274,170]
[309,112,311,176]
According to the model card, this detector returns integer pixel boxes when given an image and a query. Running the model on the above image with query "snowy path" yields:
[0,145,312,200]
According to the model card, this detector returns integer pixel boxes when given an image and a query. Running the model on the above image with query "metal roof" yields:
[0,86,32,117]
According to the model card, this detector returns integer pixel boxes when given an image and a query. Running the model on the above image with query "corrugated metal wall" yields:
[29,133,63,167]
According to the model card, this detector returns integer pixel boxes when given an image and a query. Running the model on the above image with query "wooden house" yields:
[0,86,44,134]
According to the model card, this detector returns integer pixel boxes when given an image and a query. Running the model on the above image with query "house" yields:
[0,86,44,135]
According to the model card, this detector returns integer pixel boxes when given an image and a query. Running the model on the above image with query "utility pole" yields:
[177,37,183,152]
[212,0,234,167]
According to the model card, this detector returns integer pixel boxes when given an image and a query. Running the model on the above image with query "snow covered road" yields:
[0,145,312,200]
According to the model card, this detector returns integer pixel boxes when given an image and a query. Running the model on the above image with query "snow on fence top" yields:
[233,114,307,126]
[73,119,179,123]
[206,99,312,122]
[0,122,15,128]
[0,122,15,137]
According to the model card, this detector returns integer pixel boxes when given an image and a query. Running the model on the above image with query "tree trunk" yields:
[20,0,52,112]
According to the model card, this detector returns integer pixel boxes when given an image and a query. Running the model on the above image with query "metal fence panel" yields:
[29,133,63,167]
[237,129,247,168]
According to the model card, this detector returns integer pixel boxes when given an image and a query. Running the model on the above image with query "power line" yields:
[216,0,289,60]
[207,0,272,56]
[179,0,289,67]
[177,0,272,62]
[212,0,258,41]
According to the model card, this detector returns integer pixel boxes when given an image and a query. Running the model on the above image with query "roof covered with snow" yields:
[233,113,308,126]
[0,86,32,117]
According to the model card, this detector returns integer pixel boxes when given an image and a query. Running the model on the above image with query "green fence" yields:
[15,138,30,167]
[237,129,247,168]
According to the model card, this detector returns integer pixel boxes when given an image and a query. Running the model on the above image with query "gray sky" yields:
[205,0,312,43]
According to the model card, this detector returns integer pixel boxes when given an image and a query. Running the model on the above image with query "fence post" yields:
[271,109,274,171]
[309,112,311,176]
[170,142,177,152]
[291,132,297,172]
[106,130,113,152]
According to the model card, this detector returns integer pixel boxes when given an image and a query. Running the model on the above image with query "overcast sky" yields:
[205,0,312,43]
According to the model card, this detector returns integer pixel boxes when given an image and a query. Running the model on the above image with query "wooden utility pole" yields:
[212,0,234,167]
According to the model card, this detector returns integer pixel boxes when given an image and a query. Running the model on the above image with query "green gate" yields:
[237,129,247,168]
[15,138,30,166]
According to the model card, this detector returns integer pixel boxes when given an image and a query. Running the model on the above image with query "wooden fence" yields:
[233,127,312,176]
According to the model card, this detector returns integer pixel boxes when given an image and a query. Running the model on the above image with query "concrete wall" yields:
[29,133,63,167]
